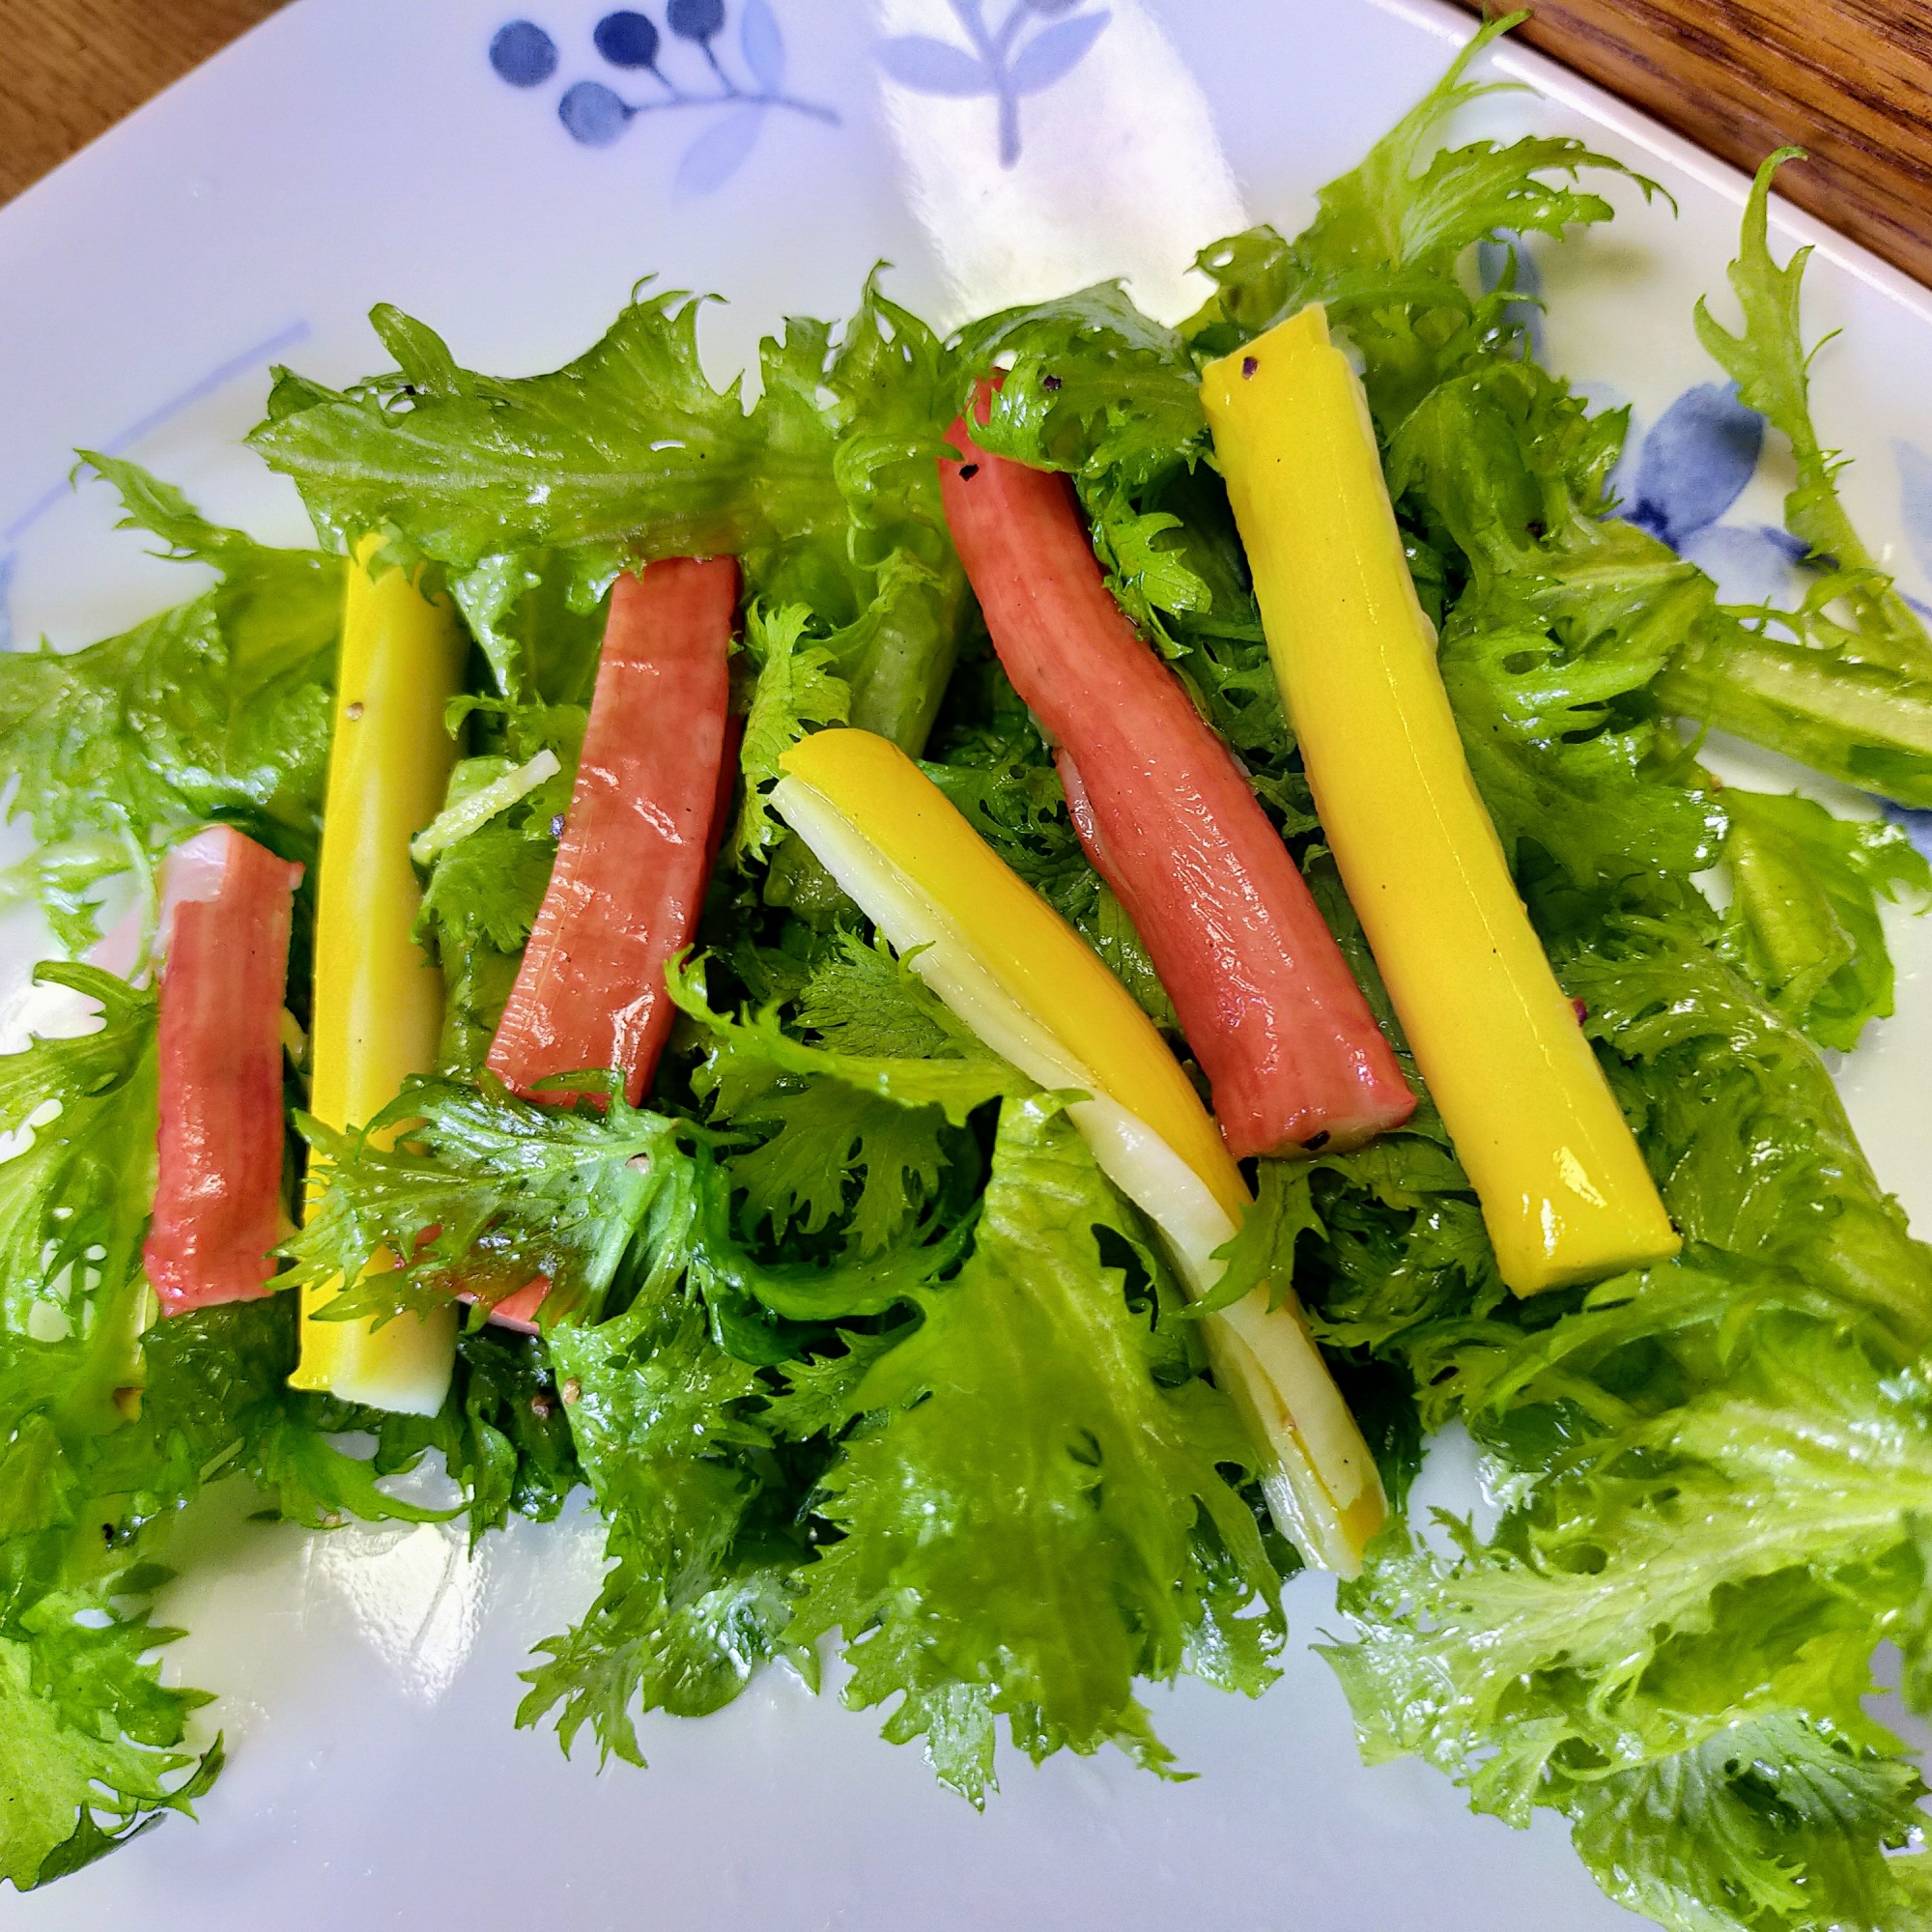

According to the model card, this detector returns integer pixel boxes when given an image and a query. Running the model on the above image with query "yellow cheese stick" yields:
[1201,306,1679,1294]
[774,726,1386,1576]
[290,538,464,1412]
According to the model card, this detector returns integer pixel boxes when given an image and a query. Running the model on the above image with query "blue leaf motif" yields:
[876,35,996,97]
[1009,10,1110,97]
[740,0,785,95]
[1628,382,1763,552]
[1886,802,1932,862]
[1894,440,1932,587]
[677,102,764,193]
[1678,524,1803,610]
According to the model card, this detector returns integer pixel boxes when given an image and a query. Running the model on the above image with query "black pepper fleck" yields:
[550,813,566,838]
[1041,373,1063,391]
[1241,355,1259,379]
[1301,1130,1330,1151]
[958,463,980,481]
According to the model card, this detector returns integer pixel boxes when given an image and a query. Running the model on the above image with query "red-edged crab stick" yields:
[142,826,302,1316]
[939,403,1413,1159]
[488,557,738,1108]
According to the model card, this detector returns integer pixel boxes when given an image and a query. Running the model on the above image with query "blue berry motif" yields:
[593,11,661,67]
[489,1,837,189]
[875,0,1111,168]
[490,20,559,86]
[668,0,725,39]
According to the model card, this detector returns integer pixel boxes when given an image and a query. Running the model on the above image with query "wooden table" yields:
[2,0,1931,288]
[0,0,288,206]
[1454,0,1932,289]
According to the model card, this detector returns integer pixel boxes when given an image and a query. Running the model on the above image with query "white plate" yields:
[3,3,1930,1926]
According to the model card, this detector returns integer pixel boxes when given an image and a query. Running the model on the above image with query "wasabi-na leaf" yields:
[1658,152,1932,804]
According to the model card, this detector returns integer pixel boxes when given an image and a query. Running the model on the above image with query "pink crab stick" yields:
[938,403,1414,1158]
[143,825,303,1315]
[488,557,738,1109]
[477,559,738,1335]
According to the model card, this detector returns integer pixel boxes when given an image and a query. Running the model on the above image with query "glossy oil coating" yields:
[775,727,1388,1573]
[293,539,466,1411]
[938,411,1413,1159]
[144,826,302,1316]
[1201,305,1682,1294]
[781,726,1249,1216]
[488,556,737,1107]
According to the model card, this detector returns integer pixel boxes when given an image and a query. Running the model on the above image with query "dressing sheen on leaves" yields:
[4,19,1932,1924]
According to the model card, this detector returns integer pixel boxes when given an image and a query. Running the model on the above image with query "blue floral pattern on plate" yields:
[1894,437,1932,588]
[1476,229,1547,364]
[876,0,1111,167]
[1610,368,1932,857]
[489,4,837,193]
[1615,380,1804,609]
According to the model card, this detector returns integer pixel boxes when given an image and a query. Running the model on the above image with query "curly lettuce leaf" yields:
[787,1093,1281,1803]
[1181,14,1650,414]
[1330,1314,1932,1932]
[251,288,823,581]
[1720,789,1930,1051]
[514,1147,812,1766]
[0,965,157,1408]
[789,927,973,1061]
[731,603,850,868]
[254,272,967,758]
[1693,151,1932,677]
[285,1076,682,1331]
[953,283,1208,497]
[1390,356,1724,889]
[670,953,1016,1258]
[0,463,339,950]
[0,1285,376,1888]
[1659,153,1932,804]
[1566,924,1932,1345]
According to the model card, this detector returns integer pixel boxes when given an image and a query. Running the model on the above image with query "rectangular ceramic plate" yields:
[2,3,1928,1925]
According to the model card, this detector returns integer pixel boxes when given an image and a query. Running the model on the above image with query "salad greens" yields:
[3,15,1931,1927]
[0,462,340,955]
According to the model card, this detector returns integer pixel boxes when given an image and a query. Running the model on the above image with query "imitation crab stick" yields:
[291,539,466,1413]
[1201,306,1680,1294]
[773,726,1385,1576]
[143,826,302,1316]
[488,558,737,1108]
[939,409,1412,1159]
